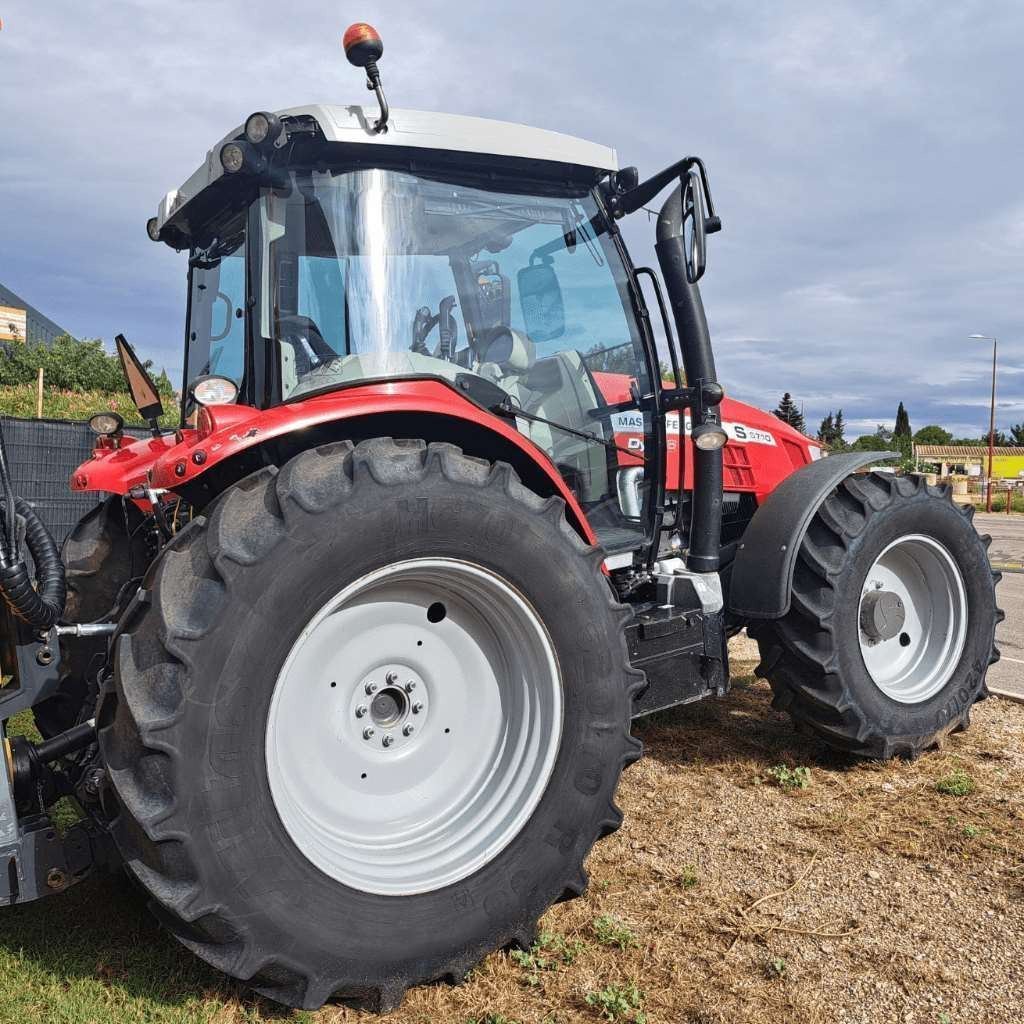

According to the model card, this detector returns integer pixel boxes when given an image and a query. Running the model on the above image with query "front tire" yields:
[751,473,1001,759]
[99,439,642,1011]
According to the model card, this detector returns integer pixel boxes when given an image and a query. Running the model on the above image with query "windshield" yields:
[246,168,653,549]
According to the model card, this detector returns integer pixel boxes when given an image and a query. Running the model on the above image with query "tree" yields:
[850,433,891,452]
[0,334,175,398]
[1010,423,1024,446]
[893,401,912,439]
[817,408,847,450]
[912,425,953,446]
[772,392,806,434]
[817,411,834,443]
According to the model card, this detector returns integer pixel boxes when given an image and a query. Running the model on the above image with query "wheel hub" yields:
[350,665,428,751]
[857,534,967,704]
[265,558,563,896]
[859,588,906,643]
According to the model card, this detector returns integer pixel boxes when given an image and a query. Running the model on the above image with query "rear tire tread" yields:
[100,438,642,1011]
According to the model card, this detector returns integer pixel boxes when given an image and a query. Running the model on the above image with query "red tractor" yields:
[0,25,1001,1012]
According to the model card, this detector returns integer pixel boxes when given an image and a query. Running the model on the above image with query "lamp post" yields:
[968,334,998,513]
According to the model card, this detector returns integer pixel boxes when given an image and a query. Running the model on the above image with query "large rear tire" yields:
[750,473,1001,759]
[99,439,642,1011]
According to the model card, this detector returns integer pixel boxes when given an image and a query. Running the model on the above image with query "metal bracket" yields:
[652,557,724,614]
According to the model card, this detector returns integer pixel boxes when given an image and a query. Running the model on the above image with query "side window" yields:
[208,254,246,381]
[187,244,246,385]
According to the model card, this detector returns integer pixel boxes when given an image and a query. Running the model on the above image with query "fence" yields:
[0,416,145,547]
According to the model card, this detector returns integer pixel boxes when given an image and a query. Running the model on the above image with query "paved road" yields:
[975,513,1023,700]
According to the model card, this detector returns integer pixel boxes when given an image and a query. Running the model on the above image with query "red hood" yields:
[592,372,822,500]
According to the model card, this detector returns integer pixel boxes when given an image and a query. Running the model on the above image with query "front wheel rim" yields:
[857,534,968,704]
[265,557,563,896]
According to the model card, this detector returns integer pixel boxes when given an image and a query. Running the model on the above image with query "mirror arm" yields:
[607,156,721,231]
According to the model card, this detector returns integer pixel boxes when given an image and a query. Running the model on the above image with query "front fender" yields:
[729,451,897,620]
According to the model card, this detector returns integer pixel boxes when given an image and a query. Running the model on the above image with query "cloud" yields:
[0,0,1021,439]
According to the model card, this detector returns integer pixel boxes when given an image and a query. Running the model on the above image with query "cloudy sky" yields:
[1,1,1021,439]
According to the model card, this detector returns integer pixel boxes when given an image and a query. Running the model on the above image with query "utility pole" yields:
[969,335,998,513]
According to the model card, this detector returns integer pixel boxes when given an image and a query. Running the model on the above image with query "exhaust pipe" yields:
[655,184,724,574]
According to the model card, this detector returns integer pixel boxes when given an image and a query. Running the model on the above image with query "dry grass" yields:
[3,642,1022,1023]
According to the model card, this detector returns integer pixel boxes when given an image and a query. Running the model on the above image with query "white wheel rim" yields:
[265,557,563,896]
[857,534,968,704]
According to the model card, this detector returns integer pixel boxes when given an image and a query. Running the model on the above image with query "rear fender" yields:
[729,452,897,620]
[148,381,597,544]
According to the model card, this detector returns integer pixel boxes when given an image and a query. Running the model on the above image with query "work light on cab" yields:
[146,217,160,242]
[219,140,264,175]
[244,111,282,148]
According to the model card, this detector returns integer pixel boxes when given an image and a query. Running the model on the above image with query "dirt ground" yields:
[3,640,1021,1024]
[361,639,1024,1024]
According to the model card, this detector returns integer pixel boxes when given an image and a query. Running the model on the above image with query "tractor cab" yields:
[157,104,660,557]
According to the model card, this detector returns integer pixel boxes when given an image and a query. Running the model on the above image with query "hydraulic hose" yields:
[0,420,66,630]
[0,496,67,630]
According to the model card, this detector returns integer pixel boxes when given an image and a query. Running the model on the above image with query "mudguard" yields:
[728,451,897,620]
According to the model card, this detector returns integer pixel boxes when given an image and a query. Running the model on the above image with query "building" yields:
[0,282,75,345]
[914,444,1024,480]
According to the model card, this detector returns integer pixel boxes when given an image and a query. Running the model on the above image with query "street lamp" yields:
[968,334,998,513]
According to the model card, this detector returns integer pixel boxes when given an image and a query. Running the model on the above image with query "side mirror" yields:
[517,260,565,343]
[682,168,707,284]
[115,333,165,433]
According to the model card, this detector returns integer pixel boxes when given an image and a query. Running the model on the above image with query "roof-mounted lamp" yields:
[343,22,389,134]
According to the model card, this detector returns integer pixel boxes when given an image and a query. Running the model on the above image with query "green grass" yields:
[585,982,646,1022]
[766,764,811,790]
[936,768,976,797]
[0,384,177,427]
[2,710,290,1022]
[0,874,306,1023]
[592,915,637,951]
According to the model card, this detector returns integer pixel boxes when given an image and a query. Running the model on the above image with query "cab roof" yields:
[154,105,619,243]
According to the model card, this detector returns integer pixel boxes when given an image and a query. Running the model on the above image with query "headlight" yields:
[88,411,124,436]
[191,375,239,406]
[146,217,160,242]
[692,422,728,451]
[219,141,248,174]
[245,111,281,147]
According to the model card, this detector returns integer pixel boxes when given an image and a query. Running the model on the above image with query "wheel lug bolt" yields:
[365,681,378,695]
[386,670,399,685]
[382,735,394,748]
[362,727,375,740]
[355,705,368,718]
[403,724,415,737]
[405,680,417,693]
[412,701,423,714]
